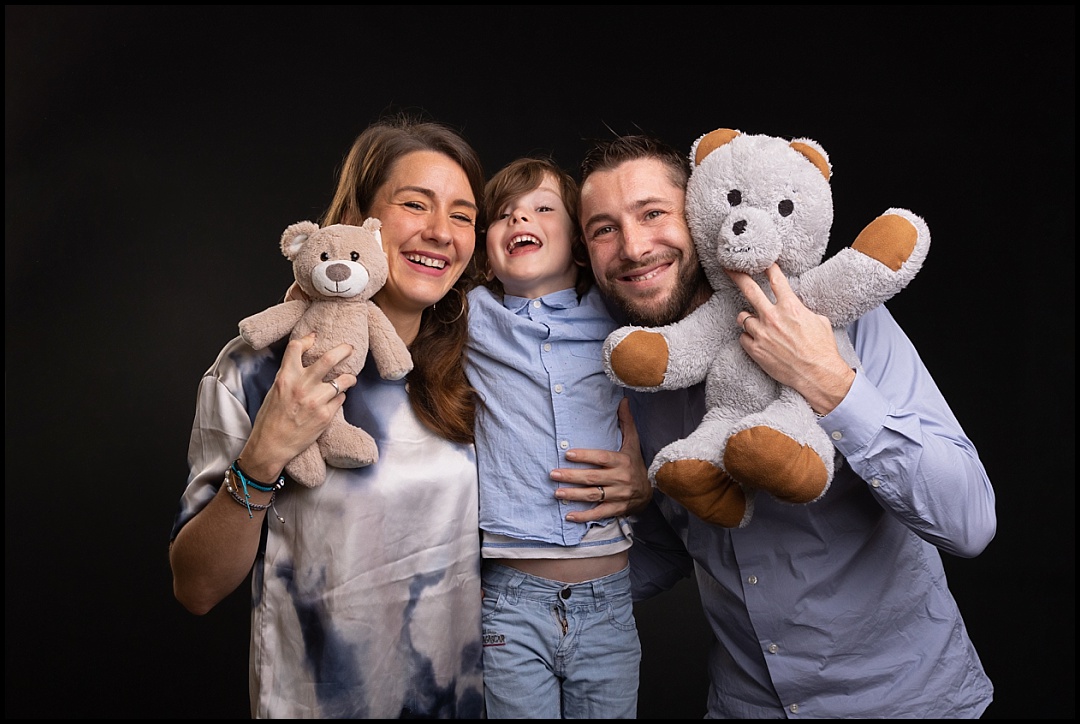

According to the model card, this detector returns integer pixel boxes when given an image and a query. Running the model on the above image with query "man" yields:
[577,134,996,718]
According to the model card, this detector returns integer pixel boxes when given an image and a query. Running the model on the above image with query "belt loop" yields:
[590,576,607,605]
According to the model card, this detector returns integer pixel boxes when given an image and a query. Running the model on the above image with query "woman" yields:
[169,115,487,718]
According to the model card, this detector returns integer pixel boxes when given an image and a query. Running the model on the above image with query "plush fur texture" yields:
[603,128,930,527]
[239,218,413,487]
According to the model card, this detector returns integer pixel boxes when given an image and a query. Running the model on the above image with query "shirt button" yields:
[831,430,843,441]
[871,478,881,488]
[532,299,542,308]
[560,440,569,450]
[789,703,799,713]
[767,643,778,654]
[554,383,564,394]
[543,343,552,352]
[747,575,758,585]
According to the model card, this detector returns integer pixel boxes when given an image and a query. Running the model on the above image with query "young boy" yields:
[465,157,639,719]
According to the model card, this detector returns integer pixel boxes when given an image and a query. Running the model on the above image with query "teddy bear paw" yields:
[654,458,751,528]
[724,426,829,504]
[851,212,920,272]
[609,330,669,388]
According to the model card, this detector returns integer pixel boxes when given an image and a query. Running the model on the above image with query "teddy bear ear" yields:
[280,220,320,260]
[362,217,383,247]
[789,138,832,181]
[691,128,741,167]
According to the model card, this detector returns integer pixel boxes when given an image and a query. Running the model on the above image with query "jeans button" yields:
[560,587,571,599]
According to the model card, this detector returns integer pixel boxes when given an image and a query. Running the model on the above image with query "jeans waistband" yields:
[481,560,631,606]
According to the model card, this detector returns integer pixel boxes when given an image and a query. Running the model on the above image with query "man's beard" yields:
[602,257,709,328]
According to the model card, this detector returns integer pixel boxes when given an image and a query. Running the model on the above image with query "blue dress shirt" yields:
[628,304,996,718]
[467,285,624,547]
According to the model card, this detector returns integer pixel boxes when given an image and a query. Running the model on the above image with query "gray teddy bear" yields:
[603,128,930,527]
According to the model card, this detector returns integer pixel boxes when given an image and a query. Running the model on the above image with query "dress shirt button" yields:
[532,299,542,308]
[560,440,569,449]
[560,587,571,599]
[767,643,778,654]
[554,383,564,394]
[543,343,552,352]
[789,703,799,713]
[871,478,881,488]
[831,430,843,441]
[747,575,758,585]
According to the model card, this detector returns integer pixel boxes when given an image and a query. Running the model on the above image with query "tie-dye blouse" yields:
[171,336,484,718]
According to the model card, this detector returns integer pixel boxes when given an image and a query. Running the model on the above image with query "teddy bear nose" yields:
[733,220,748,236]
[327,263,351,282]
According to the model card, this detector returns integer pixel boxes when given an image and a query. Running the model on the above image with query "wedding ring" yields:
[328,379,341,395]
[597,486,606,503]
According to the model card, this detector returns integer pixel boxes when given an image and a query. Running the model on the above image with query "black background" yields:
[5,5,1074,719]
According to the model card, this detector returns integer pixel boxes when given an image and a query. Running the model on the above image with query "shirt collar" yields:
[502,287,578,313]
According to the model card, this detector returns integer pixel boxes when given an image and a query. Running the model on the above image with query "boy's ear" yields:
[574,258,587,268]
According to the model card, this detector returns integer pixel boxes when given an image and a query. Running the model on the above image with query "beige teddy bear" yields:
[239,218,413,487]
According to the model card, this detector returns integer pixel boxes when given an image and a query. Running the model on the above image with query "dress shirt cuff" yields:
[816,370,890,459]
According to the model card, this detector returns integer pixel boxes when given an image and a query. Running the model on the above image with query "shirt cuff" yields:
[816,370,889,459]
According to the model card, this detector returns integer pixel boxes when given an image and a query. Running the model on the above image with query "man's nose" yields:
[620,226,651,261]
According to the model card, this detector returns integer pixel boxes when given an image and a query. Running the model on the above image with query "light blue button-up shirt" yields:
[629,304,996,718]
[467,285,624,548]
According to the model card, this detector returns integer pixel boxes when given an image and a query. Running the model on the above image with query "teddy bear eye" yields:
[320,252,330,261]
[350,251,360,261]
[778,199,794,217]
[727,190,741,206]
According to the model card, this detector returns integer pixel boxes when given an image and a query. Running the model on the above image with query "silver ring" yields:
[740,313,755,331]
[328,379,341,395]
[597,486,606,503]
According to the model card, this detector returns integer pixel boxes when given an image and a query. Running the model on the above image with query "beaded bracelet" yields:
[223,468,285,524]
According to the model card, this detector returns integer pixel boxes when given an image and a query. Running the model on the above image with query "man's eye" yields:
[644,210,663,221]
[590,225,615,239]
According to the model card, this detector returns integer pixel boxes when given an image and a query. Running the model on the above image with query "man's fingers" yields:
[764,263,795,300]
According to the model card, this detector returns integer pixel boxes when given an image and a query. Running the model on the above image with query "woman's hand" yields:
[551,398,652,521]
[239,333,357,480]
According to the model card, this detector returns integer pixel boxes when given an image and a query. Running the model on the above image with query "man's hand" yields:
[552,398,652,521]
[727,264,855,415]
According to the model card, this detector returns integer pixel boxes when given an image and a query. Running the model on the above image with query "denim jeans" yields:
[481,561,641,719]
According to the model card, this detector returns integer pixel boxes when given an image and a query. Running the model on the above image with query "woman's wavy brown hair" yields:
[321,112,485,444]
